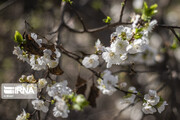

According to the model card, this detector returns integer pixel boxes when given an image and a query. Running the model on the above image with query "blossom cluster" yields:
[14,2,168,118]
[82,15,157,69]
[40,80,72,118]
[142,90,168,114]
[19,74,47,90]
[16,109,30,120]
[13,33,61,71]
[46,81,88,118]
[97,70,119,95]
[120,87,168,114]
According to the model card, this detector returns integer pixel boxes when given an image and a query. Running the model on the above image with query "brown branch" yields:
[63,21,131,33]
[0,0,17,12]
[60,47,101,78]
[157,24,180,29]
[67,4,88,32]
[119,0,128,23]
[48,1,180,35]
[62,18,180,34]
[170,28,180,42]
[57,1,66,44]
[57,45,146,97]
[37,111,41,120]
[114,86,143,99]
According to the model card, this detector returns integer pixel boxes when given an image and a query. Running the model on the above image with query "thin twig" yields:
[63,21,131,33]
[0,0,17,12]
[158,24,180,29]
[170,28,180,42]
[57,45,145,96]
[119,0,128,23]
[67,4,87,32]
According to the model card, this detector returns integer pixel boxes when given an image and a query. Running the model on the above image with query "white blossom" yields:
[42,49,60,68]
[146,20,157,32]
[16,109,28,120]
[55,48,61,58]
[142,103,157,114]
[53,96,69,118]
[127,37,148,54]
[47,59,59,68]
[29,55,47,70]
[110,39,129,54]
[43,49,52,59]
[38,78,47,90]
[27,74,35,83]
[144,90,160,106]
[103,69,112,75]
[13,39,61,71]
[95,39,105,52]
[46,80,72,98]
[102,47,126,68]
[19,75,27,82]
[116,26,133,40]
[157,101,168,113]
[123,86,137,103]
[82,54,99,68]
[97,70,118,95]
[32,99,48,113]
[132,15,140,28]
[31,33,42,47]
[13,46,29,63]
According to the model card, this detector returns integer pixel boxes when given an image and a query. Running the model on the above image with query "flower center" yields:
[109,52,115,57]
[89,59,94,63]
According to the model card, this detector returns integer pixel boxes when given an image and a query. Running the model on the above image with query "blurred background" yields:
[0,0,180,120]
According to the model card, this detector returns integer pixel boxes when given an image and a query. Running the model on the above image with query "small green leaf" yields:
[171,32,179,50]
[51,100,55,104]
[134,33,143,39]
[123,93,132,98]
[135,28,144,34]
[62,0,73,5]
[150,4,158,10]
[121,2,125,6]
[141,2,158,21]
[14,31,25,44]
[155,96,164,108]
[65,93,89,111]
[26,113,30,119]
[103,16,112,24]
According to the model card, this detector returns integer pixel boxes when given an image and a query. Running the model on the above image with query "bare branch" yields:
[0,0,17,12]
[63,21,131,33]
[119,0,128,23]
[170,28,180,42]
[158,24,180,29]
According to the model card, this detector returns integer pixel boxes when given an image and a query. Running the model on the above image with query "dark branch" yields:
[170,28,180,42]
[158,24,180,29]
[63,21,131,33]
[119,0,128,23]
[0,0,17,12]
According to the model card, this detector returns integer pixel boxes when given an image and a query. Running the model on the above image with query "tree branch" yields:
[119,0,128,23]
[170,28,180,42]
[0,0,17,12]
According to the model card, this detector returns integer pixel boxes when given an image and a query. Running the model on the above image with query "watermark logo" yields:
[1,83,37,99]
